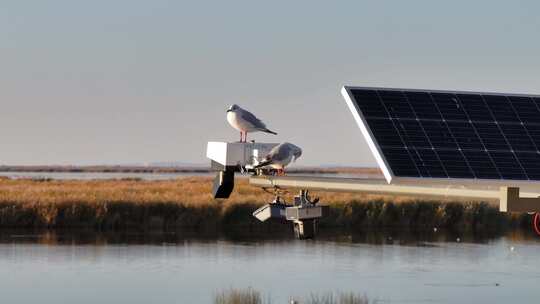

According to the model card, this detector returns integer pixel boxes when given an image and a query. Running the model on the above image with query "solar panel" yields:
[341,86,540,183]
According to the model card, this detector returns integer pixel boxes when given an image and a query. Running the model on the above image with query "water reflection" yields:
[4,228,540,245]
[0,228,537,246]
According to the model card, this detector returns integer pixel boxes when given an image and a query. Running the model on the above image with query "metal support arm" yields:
[250,176,540,213]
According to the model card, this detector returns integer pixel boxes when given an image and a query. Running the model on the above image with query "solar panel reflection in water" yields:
[342,86,540,182]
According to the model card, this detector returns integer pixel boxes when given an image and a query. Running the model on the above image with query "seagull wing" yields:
[240,109,267,129]
[269,144,292,163]
[254,144,290,168]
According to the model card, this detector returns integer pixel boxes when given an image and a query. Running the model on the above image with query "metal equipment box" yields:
[285,205,327,221]
[252,204,287,222]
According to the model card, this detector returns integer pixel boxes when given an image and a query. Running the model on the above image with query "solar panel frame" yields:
[341,85,540,185]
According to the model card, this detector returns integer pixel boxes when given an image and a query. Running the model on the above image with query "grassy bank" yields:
[0,176,531,233]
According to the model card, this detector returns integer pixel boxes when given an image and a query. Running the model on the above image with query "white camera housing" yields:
[206,141,278,169]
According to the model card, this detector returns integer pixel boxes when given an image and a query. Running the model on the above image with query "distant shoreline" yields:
[0,165,382,175]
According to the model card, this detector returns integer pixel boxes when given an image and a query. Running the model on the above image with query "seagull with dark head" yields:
[227,104,277,142]
[254,142,302,175]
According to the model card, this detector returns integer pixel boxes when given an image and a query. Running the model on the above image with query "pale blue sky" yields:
[2,0,540,166]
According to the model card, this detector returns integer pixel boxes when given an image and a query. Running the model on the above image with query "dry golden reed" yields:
[0,177,530,232]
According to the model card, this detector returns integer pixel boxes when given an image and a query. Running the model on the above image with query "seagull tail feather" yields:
[261,129,277,135]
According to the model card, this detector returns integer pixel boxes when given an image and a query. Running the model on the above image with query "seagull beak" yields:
[226,109,231,113]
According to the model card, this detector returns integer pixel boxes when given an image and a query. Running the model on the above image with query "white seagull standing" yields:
[226,104,277,142]
[254,142,302,175]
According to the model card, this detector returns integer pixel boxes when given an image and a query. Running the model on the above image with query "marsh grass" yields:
[303,292,371,304]
[214,289,372,304]
[0,177,528,232]
[215,288,267,304]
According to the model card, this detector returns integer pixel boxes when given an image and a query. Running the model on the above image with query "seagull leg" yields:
[245,132,248,142]
[240,132,243,142]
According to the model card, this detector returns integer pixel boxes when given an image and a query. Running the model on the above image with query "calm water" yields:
[0,171,379,180]
[0,231,539,303]
[0,171,213,180]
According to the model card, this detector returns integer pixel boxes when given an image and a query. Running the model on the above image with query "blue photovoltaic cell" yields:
[348,87,540,181]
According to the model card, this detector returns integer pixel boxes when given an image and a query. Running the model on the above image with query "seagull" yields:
[226,104,277,142]
[254,142,302,174]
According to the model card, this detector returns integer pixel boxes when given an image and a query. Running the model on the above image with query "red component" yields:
[534,213,540,236]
